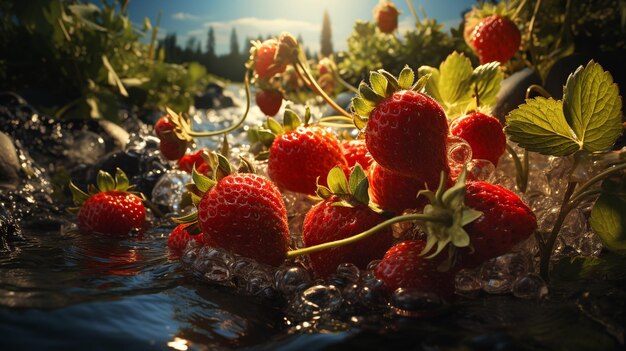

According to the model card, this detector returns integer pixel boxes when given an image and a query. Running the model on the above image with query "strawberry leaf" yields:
[438,52,473,110]
[418,66,442,102]
[358,82,383,103]
[562,61,623,153]
[590,178,626,255]
[257,130,276,147]
[348,164,367,195]
[96,170,115,192]
[114,168,129,191]
[283,109,302,132]
[471,61,502,108]
[369,71,388,97]
[304,106,312,126]
[266,117,284,135]
[327,166,349,195]
[397,65,415,90]
[192,166,216,193]
[173,211,198,224]
[505,97,581,156]
[352,97,375,117]
[352,178,370,205]
[411,73,430,92]
[69,181,89,206]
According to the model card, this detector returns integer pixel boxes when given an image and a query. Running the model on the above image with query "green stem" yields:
[506,144,528,193]
[318,122,356,129]
[539,181,577,281]
[511,0,529,20]
[569,162,626,204]
[526,84,551,99]
[319,116,354,123]
[527,0,543,65]
[295,58,352,118]
[286,213,450,258]
[184,70,251,137]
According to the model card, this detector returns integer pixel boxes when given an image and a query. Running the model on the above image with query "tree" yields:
[229,28,239,58]
[207,27,216,58]
[320,10,333,57]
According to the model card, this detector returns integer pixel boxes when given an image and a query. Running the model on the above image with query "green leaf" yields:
[369,71,388,97]
[348,164,367,195]
[265,117,284,135]
[505,97,581,156]
[590,192,626,255]
[353,113,368,130]
[562,61,623,153]
[283,109,301,131]
[96,170,115,192]
[192,166,216,193]
[411,73,430,92]
[102,55,128,97]
[326,166,349,195]
[398,65,415,90]
[114,168,129,191]
[173,211,198,224]
[352,178,370,205]
[358,82,383,103]
[471,61,502,108]
[257,130,276,147]
[352,97,375,117]
[418,66,442,102]
[438,52,473,108]
[304,106,312,126]
[315,184,333,200]
[215,153,232,181]
[69,181,89,206]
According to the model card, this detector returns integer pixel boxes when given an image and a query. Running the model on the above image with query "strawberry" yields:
[449,111,506,166]
[69,169,146,236]
[248,39,288,81]
[374,240,457,297]
[458,181,537,267]
[470,15,521,64]
[154,109,193,161]
[177,153,290,266]
[167,224,211,257]
[354,67,450,181]
[302,166,393,277]
[341,139,373,170]
[267,109,348,195]
[177,150,211,175]
[256,89,283,116]
[374,0,400,34]
[369,161,439,214]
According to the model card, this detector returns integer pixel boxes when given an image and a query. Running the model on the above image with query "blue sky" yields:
[125,0,476,55]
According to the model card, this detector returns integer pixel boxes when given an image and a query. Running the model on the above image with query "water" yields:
[1,91,625,350]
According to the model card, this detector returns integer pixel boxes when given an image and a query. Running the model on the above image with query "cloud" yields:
[172,12,201,21]
[203,17,320,34]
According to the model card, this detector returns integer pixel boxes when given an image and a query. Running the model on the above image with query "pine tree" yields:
[207,27,216,58]
[320,10,333,57]
[229,28,240,58]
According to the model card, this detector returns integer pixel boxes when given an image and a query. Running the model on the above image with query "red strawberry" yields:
[374,1,400,34]
[268,124,348,195]
[177,150,211,175]
[470,15,521,64]
[341,140,373,170]
[365,89,449,180]
[256,89,283,116]
[374,240,457,297]
[197,172,289,266]
[167,224,210,256]
[154,115,176,140]
[459,181,537,267]
[302,166,393,277]
[251,39,287,81]
[70,169,146,236]
[449,111,506,166]
[369,162,442,214]
[160,138,188,161]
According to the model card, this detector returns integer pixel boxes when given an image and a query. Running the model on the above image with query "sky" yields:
[125,0,477,55]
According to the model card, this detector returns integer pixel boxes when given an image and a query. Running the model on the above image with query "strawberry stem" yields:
[568,162,626,205]
[294,56,352,118]
[286,213,452,259]
[184,69,252,137]
[511,0,529,21]
[506,144,528,193]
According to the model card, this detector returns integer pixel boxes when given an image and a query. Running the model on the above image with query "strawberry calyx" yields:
[352,65,430,130]
[160,107,194,145]
[68,168,144,214]
[315,164,375,210]
[247,107,312,150]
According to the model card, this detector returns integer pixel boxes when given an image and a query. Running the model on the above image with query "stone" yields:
[0,132,20,190]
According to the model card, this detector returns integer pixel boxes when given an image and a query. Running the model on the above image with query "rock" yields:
[195,82,237,109]
[492,68,542,124]
[0,132,20,190]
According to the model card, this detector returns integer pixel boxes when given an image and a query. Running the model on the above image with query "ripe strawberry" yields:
[256,89,283,116]
[374,1,400,34]
[160,138,188,161]
[302,166,393,277]
[470,15,521,64]
[250,39,288,81]
[177,150,211,175]
[268,110,348,195]
[154,110,192,161]
[154,115,176,140]
[369,162,442,214]
[374,240,457,297]
[167,224,211,256]
[341,139,373,170]
[356,69,450,181]
[70,169,146,236]
[197,172,289,266]
[449,111,506,166]
[459,181,537,267]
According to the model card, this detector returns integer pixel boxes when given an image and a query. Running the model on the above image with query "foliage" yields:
[0,0,213,122]
[337,17,471,86]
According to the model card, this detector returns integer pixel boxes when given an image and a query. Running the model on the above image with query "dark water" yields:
[1,226,625,351]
